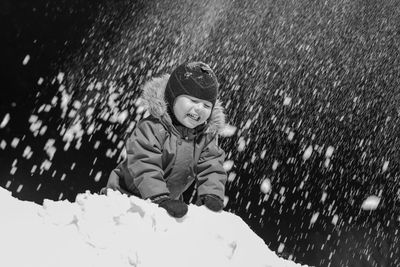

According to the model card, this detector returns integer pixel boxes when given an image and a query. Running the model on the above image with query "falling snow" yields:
[0,114,10,128]
[22,54,30,65]
[361,195,381,211]
[302,146,313,161]
[260,178,272,194]
[1,1,400,266]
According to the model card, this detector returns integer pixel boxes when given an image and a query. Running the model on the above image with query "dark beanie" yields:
[165,62,219,110]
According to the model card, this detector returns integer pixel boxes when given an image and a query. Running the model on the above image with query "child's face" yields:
[173,95,213,129]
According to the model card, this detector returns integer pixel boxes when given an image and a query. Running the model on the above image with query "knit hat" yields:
[165,62,219,110]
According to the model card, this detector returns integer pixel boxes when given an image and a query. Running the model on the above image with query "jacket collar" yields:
[139,74,226,138]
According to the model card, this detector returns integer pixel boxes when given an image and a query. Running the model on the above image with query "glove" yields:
[99,187,108,195]
[99,170,130,195]
[196,194,224,212]
[152,195,188,218]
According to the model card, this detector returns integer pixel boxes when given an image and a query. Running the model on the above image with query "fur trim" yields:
[140,74,226,135]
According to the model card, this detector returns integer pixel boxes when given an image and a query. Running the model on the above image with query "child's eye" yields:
[190,98,211,109]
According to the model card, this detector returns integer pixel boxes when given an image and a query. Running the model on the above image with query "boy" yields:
[101,61,227,218]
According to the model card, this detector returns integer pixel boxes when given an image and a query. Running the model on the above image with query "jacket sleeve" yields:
[196,135,227,200]
[123,119,170,199]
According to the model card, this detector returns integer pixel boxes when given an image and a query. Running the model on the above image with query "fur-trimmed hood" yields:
[139,74,226,135]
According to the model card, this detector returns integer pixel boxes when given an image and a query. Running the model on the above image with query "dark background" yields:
[1,0,399,266]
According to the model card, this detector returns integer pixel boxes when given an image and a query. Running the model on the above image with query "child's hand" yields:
[99,171,130,195]
[196,194,224,212]
[152,195,188,218]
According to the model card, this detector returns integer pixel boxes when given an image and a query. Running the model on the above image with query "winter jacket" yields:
[104,74,227,201]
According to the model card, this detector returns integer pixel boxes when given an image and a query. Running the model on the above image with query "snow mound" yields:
[0,187,307,267]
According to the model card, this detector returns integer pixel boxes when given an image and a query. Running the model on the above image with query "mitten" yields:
[100,170,130,195]
[197,194,224,212]
[99,187,108,195]
[152,195,188,218]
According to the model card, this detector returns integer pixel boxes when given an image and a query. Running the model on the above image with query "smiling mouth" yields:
[187,113,200,121]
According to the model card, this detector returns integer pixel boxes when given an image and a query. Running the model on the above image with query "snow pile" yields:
[0,187,307,267]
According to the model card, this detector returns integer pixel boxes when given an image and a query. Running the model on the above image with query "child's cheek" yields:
[205,109,212,120]
[199,109,210,120]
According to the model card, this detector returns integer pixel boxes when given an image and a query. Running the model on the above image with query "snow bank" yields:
[0,187,307,267]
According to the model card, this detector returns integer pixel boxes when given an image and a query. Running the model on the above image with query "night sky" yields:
[1,0,399,266]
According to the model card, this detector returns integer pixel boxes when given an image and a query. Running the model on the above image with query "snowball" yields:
[87,124,95,135]
[321,192,327,203]
[106,149,117,158]
[223,196,229,207]
[38,104,45,113]
[57,72,65,83]
[40,159,52,171]
[22,54,30,65]
[382,161,389,173]
[10,166,17,175]
[227,172,236,182]
[288,131,295,141]
[243,119,252,129]
[0,113,10,128]
[29,114,38,123]
[62,123,83,143]
[72,100,82,109]
[361,195,381,211]
[260,179,272,194]
[136,105,145,114]
[108,93,119,108]
[31,165,37,173]
[220,124,237,137]
[16,184,23,192]
[310,212,319,225]
[1,140,7,149]
[324,158,330,168]
[260,150,266,159]
[95,81,102,90]
[126,121,136,133]
[277,243,285,253]
[68,109,77,118]
[135,98,142,106]
[44,139,57,160]
[272,160,279,171]
[60,91,71,117]
[302,145,313,161]
[39,125,47,135]
[23,146,33,159]
[325,146,334,158]
[223,160,234,171]
[11,138,20,148]
[29,118,42,134]
[332,215,339,225]
[51,96,58,106]
[283,96,292,106]
[94,171,102,182]
[117,110,129,124]
[237,137,246,152]
[94,141,101,149]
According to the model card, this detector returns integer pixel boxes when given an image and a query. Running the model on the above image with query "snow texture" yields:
[0,187,307,267]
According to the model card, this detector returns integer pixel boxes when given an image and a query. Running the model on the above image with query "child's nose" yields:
[194,104,205,113]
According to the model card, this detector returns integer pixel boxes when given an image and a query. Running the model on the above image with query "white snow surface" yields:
[0,187,307,267]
